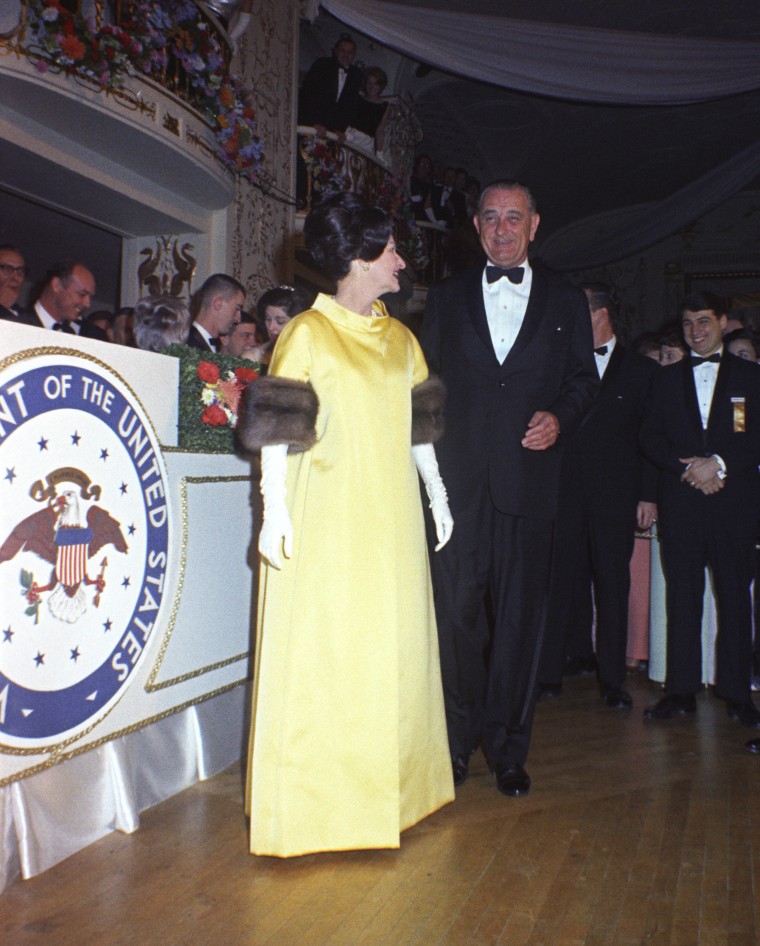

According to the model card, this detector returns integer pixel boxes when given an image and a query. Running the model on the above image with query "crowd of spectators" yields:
[0,243,316,372]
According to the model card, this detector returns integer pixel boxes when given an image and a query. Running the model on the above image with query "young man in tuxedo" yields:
[641,291,760,729]
[188,273,245,352]
[421,181,598,796]
[539,283,658,709]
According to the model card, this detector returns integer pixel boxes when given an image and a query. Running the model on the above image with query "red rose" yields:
[201,405,228,427]
[197,361,220,384]
[234,367,258,384]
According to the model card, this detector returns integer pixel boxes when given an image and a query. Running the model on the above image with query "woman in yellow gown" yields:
[238,193,455,857]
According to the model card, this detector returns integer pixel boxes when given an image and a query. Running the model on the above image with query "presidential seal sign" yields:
[0,352,170,749]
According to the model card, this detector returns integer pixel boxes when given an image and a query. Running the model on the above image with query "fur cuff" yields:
[412,375,446,444]
[236,377,319,454]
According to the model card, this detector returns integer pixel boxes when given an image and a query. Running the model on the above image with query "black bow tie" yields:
[209,337,220,352]
[53,320,76,334]
[486,265,524,285]
[691,353,721,366]
[594,345,608,356]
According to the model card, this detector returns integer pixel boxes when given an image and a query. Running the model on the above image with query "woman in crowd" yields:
[133,294,190,353]
[352,66,390,150]
[237,192,455,858]
[658,324,687,365]
[242,285,313,370]
[724,327,759,362]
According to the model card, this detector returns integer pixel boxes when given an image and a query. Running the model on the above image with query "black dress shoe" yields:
[746,738,760,754]
[726,700,760,729]
[643,693,696,720]
[600,684,633,709]
[537,682,563,701]
[451,754,469,787]
[495,763,531,797]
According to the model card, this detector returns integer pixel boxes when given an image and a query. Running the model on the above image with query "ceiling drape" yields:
[319,0,760,105]
[312,0,760,268]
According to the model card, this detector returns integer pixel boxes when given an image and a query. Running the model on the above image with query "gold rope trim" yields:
[0,680,248,788]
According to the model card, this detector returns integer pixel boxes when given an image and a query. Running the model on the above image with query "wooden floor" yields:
[2,671,759,946]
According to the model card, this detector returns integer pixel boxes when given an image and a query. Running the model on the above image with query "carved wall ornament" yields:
[137,238,197,299]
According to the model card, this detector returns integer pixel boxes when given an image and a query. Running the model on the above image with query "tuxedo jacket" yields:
[421,264,598,520]
[0,304,37,326]
[430,184,466,227]
[561,345,658,514]
[186,324,215,352]
[298,57,361,133]
[639,352,760,541]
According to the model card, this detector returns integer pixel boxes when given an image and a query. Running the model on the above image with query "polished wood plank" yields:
[1,672,759,946]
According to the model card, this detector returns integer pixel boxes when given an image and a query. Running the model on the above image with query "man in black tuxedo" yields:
[421,180,598,796]
[29,259,96,335]
[188,273,245,352]
[298,34,362,137]
[539,283,658,708]
[641,291,760,728]
[430,167,467,229]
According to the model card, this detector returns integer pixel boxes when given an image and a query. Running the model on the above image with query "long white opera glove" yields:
[259,443,293,569]
[229,12,252,47]
[412,443,454,551]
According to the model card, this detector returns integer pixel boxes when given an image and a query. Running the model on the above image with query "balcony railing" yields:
[297,127,446,283]
[4,1,232,107]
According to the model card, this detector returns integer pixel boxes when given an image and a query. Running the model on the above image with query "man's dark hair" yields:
[194,273,245,315]
[678,290,726,317]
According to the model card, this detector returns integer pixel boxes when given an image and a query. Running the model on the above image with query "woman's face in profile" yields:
[371,238,406,295]
[265,305,291,340]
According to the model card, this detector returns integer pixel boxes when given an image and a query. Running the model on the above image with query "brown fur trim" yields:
[411,374,446,444]
[236,377,319,454]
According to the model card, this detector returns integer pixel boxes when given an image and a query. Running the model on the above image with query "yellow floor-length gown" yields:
[246,294,454,857]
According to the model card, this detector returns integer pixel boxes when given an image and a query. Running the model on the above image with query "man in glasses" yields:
[0,244,31,323]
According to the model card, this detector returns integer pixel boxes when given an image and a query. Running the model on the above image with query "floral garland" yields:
[301,136,429,271]
[197,359,258,428]
[164,344,261,453]
[24,0,263,181]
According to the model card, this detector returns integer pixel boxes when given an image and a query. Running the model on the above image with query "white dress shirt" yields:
[594,335,617,379]
[482,262,532,364]
[691,346,723,428]
[35,301,80,333]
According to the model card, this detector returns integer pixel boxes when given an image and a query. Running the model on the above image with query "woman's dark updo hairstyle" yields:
[256,285,314,322]
[304,192,392,283]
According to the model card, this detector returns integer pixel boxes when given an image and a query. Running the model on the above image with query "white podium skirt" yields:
[0,685,247,893]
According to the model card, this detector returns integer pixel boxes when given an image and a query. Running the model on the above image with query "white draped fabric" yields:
[313,0,760,268]
[0,686,247,893]
[319,0,760,105]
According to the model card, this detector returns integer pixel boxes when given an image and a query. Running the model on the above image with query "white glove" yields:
[412,442,454,551]
[259,443,293,569]
[229,11,251,47]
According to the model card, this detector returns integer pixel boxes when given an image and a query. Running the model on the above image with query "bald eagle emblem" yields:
[0,476,128,625]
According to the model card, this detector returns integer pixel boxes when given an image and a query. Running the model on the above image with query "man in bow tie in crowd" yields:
[539,283,658,709]
[421,180,597,797]
[30,259,96,335]
[298,33,362,141]
[188,273,246,353]
[640,291,760,735]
